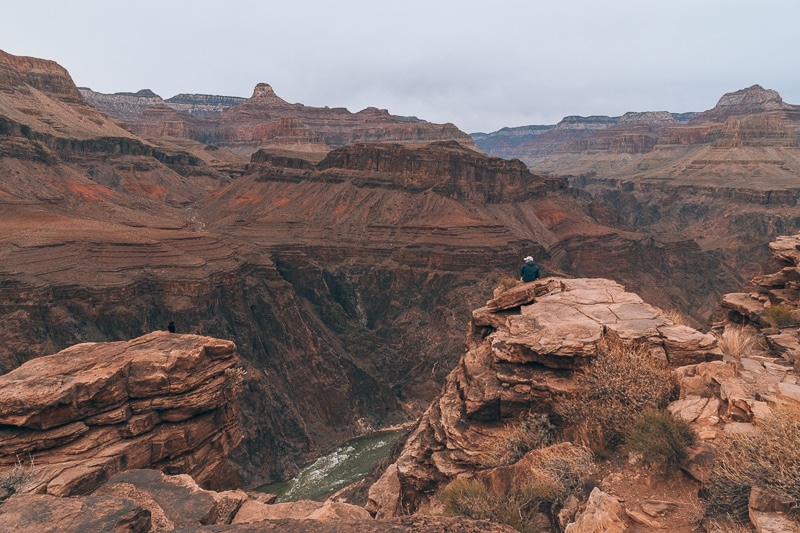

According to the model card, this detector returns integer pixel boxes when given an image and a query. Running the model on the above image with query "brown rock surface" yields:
[0,332,242,496]
[371,277,719,515]
[564,487,626,533]
[0,49,744,486]
[0,492,151,533]
[476,85,800,298]
[80,82,477,157]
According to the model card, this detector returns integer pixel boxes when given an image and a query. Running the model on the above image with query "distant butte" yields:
[79,82,476,157]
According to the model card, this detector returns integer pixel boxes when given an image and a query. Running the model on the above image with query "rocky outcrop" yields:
[370,277,720,515]
[1,468,517,532]
[0,50,83,103]
[0,332,242,497]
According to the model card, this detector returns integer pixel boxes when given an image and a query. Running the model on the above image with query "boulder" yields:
[565,487,626,533]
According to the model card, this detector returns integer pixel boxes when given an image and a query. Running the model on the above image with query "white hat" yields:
[524,256,534,262]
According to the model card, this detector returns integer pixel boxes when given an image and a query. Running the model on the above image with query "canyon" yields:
[2,47,800,531]
[474,84,800,282]
[0,49,745,488]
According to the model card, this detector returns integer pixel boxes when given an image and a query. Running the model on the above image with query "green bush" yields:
[626,409,696,473]
[765,303,794,327]
[555,337,677,452]
[705,405,800,522]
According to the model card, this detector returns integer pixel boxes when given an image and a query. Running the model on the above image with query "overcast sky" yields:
[2,0,799,133]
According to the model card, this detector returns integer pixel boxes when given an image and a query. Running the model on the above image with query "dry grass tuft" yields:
[443,444,593,532]
[487,412,555,466]
[0,455,34,503]
[626,409,696,474]
[716,326,756,357]
[663,309,688,326]
[704,404,800,522]
[555,336,677,452]
[496,276,522,294]
[765,303,794,327]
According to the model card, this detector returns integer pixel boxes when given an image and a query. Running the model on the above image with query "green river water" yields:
[258,429,405,502]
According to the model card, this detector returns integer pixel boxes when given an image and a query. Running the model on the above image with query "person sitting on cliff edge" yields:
[520,256,541,283]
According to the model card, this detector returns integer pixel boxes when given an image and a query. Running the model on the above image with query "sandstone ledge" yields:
[0,332,242,496]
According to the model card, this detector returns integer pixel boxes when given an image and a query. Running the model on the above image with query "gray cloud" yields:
[1,0,798,133]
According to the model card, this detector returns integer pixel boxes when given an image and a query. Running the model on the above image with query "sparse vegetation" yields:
[704,404,800,522]
[497,276,522,294]
[489,412,555,466]
[443,444,593,532]
[716,326,756,357]
[223,366,248,394]
[626,409,696,474]
[663,309,688,326]
[555,337,677,452]
[765,303,794,327]
[0,455,34,503]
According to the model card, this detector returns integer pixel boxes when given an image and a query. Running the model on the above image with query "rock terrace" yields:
[0,332,242,497]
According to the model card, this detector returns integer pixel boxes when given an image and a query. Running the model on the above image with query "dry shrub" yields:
[704,404,800,522]
[443,444,593,532]
[0,456,34,503]
[442,477,555,533]
[497,276,522,294]
[664,309,688,326]
[626,409,696,474]
[701,516,756,533]
[765,303,794,327]
[488,412,555,466]
[555,336,677,452]
[716,326,756,357]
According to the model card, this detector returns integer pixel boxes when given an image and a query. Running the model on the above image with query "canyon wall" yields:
[474,85,800,289]
[0,50,741,487]
[79,83,476,156]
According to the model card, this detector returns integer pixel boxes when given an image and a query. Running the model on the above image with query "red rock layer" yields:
[0,332,242,497]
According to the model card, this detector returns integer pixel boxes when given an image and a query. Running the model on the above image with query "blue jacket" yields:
[520,262,540,282]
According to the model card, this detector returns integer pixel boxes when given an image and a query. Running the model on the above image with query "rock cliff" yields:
[0,49,744,488]
[474,85,800,302]
[367,277,720,516]
[79,82,477,156]
[0,332,242,497]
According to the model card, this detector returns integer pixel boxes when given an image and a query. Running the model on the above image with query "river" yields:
[258,429,405,502]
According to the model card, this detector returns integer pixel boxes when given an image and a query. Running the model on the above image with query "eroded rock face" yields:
[0,332,242,497]
[0,49,746,486]
[79,82,477,156]
[371,277,719,515]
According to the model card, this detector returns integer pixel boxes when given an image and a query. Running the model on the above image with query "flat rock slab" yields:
[492,278,718,367]
[0,331,236,429]
[0,492,151,532]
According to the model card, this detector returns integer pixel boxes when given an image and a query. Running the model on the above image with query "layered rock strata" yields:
[368,277,720,515]
[79,83,476,156]
[0,49,745,486]
[475,85,800,290]
[0,332,242,497]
